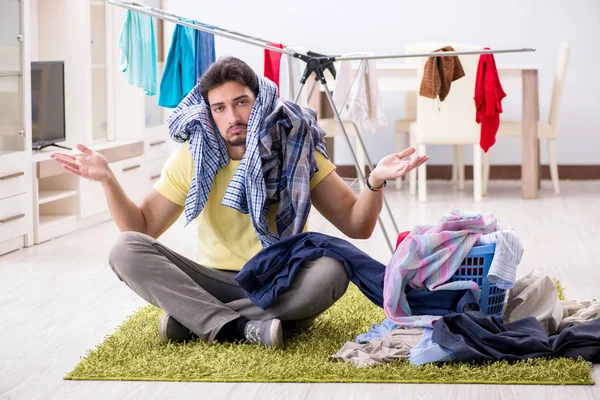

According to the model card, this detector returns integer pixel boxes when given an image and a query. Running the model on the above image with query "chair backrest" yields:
[406,42,482,144]
[548,41,570,135]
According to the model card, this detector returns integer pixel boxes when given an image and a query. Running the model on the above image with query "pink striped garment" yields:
[384,209,498,328]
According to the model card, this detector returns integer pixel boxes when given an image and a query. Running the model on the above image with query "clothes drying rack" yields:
[106,0,536,254]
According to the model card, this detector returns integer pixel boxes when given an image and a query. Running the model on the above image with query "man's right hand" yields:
[50,143,112,182]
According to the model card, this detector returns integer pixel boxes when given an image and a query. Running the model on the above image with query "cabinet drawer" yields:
[0,153,27,200]
[146,158,166,185]
[145,137,170,162]
[79,178,108,219]
[112,156,146,203]
[0,194,27,243]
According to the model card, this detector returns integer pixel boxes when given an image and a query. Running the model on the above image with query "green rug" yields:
[65,283,594,384]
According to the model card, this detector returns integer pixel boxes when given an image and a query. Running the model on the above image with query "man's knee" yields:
[108,231,153,280]
[305,256,349,302]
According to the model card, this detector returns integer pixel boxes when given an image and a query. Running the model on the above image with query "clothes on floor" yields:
[355,290,479,343]
[109,231,349,343]
[419,46,465,102]
[476,223,523,290]
[356,317,400,343]
[384,209,497,328]
[502,269,563,334]
[475,48,506,152]
[158,22,196,108]
[118,10,157,96]
[332,327,424,367]
[264,43,285,93]
[356,289,479,344]
[559,300,600,332]
[153,145,335,271]
[166,78,329,248]
[409,328,455,365]
[333,53,388,133]
[432,311,600,363]
[236,232,386,309]
[195,28,216,81]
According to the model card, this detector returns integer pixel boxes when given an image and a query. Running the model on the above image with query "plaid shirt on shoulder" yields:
[167,77,329,248]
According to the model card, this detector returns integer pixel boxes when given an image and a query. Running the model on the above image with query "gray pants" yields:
[108,232,349,343]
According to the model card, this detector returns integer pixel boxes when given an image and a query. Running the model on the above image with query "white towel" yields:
[477,223,524,289]
[333,53,387,133]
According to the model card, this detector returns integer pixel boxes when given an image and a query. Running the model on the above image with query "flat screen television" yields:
[31,61,69,150]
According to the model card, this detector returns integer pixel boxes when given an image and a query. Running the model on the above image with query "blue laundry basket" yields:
[448,243,506,316]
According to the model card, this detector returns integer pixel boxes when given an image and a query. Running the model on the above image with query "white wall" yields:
[166,0,599,166]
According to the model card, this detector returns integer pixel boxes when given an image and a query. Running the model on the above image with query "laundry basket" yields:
[448,243,506,315]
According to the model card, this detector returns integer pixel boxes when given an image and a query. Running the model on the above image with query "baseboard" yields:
[336,165,600,180]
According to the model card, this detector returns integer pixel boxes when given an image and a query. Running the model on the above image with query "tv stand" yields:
[31,140,145,244]
[34,143,73,151]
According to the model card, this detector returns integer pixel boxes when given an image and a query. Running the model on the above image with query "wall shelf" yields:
[39,215,77,229]
[38,190,78,205]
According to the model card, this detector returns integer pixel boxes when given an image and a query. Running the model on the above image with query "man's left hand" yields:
[368,147,429,188]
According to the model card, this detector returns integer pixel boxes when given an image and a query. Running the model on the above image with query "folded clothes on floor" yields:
[432,311,600,363]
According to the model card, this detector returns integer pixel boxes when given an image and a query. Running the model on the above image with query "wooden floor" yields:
[1,180,599,399]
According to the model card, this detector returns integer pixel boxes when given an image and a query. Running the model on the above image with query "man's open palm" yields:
[371,147,429,183]
[50,143,111,182]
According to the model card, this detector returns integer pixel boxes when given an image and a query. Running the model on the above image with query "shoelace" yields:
[245,323,262,343]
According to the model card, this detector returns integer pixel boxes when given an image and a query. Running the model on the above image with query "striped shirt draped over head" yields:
[167,76,329,248]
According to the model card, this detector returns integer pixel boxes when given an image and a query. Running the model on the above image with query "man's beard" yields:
[226,123,247,147]
[226,135,246,147]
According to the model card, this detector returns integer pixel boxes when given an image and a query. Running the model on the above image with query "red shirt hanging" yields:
[474,48,507,152]
[264,43,284,95]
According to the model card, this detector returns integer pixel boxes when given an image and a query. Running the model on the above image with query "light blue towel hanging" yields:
[118,10,157,96]
[159,21,197,108]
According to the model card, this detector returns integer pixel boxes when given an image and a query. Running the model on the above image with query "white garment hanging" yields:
[279,46,308,106]
[333,52,387,133]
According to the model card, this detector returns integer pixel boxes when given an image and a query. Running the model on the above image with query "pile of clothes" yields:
[234,208,600,367]
[333,272,600,367]
[331,209,600,367]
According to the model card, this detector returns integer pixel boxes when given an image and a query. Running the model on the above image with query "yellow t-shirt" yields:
[154,144,336,271]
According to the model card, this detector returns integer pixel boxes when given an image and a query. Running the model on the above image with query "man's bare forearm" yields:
[346,176,385,239]
[100,171,147,233]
